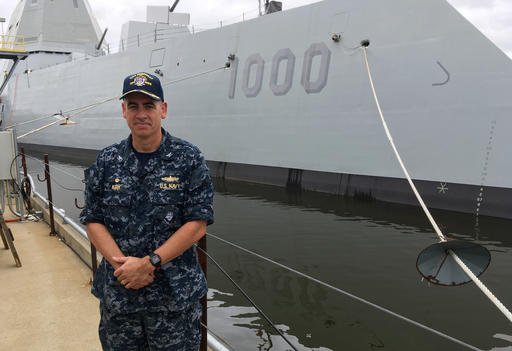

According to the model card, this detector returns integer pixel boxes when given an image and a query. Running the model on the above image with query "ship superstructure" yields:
[1,0,512,218]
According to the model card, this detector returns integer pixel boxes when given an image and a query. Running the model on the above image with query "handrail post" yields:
[198,236,207,351]
[20,147,32,212]
[43,154,57,236]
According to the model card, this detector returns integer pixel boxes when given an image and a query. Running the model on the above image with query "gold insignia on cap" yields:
[130,73,153,87]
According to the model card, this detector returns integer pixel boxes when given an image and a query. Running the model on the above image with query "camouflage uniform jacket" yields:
[80,129,214,314]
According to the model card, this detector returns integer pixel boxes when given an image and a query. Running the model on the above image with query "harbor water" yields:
[23,155,512,351]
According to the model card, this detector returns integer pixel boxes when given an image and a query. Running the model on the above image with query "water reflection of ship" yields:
[214,178,512,248]
[207,178,512,350]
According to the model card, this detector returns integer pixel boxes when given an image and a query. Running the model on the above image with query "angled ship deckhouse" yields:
[2,0,512,218]
[6,0,102,54]
[0,0,102,95]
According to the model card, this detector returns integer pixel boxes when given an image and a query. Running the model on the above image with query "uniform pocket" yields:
[102,190,132,206]
[148,186,184,206]
[101,190,133,234]
[148,192,183,244]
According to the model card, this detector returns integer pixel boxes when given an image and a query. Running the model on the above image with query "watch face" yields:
[150,253,161,267]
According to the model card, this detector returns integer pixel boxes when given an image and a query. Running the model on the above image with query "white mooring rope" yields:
[361,46,512,323]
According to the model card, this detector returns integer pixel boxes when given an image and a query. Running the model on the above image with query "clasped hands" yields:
[113,256,155,289]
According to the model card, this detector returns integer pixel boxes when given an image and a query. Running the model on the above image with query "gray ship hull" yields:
[19,141,512,220]
[3,0,512,218]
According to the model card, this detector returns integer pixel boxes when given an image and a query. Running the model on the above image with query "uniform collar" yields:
[157,129,175,161]
[119,128,174,174]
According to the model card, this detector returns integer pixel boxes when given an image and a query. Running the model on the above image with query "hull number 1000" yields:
[228,42,331,99]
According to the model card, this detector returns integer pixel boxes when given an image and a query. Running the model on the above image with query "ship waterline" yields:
[19,142,512,220]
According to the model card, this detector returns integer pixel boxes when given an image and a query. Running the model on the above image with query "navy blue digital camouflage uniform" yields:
[80,128,214,350]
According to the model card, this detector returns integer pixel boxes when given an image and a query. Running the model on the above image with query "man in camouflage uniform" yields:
[80,72,214,350]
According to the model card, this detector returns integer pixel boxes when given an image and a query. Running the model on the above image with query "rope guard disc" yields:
[416,240,491,286]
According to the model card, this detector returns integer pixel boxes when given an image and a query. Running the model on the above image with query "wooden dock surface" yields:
[0,206,101,350]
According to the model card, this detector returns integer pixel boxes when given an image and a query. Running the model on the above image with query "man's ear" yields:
[160,101,168,120]
[121,101,127,120]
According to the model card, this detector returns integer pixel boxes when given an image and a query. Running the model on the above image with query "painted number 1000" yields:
[228,42,331,99]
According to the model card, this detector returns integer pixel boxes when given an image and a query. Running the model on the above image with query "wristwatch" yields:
[149,253,162,269]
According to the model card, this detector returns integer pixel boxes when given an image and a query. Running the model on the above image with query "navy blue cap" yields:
[120,72,164,101]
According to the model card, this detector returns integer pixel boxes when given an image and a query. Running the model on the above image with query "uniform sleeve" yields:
[79,158,105,225]
[183,151,214,225]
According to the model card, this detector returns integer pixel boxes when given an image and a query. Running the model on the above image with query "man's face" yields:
[122,93,167,139]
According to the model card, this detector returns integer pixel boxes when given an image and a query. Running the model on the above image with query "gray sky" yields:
[1,0,511,58]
